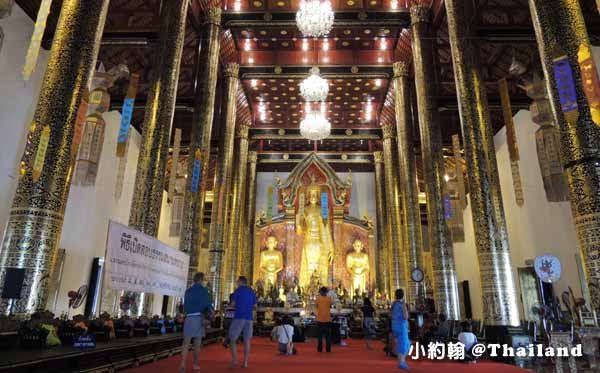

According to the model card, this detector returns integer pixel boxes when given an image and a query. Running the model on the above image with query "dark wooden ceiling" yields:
[16,0,600,175]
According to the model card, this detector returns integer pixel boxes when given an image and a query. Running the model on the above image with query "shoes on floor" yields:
[398,362,409,370]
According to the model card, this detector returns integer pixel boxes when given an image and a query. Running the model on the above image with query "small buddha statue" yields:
[278,288,287,306]
[259,236,283,287]
[346,239,370,297]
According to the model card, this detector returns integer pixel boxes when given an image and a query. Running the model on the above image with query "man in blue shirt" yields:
[228,276,257,368]
[180,272,213,373]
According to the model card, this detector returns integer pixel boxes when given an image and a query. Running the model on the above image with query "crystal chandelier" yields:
[300,111,331,141]
[296,0,334,38]
[300,67,329,102]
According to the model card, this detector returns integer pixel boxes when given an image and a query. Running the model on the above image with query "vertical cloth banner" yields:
[114,130,130,200]
[553,53,579,125]
[451,134,466,209]
[116,73,140,157]
[168,128,182,202]
[190,150,202,193]
[105,220,190,296]
[321,191,329,220]
[577,43,600,126]
[23,0,52,81]
[32,125,50,181]
[72,91,89,156]
[266,185,273,224]
[499,78,524,206]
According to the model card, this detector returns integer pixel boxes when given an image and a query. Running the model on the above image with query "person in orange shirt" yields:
[315,286,333,352]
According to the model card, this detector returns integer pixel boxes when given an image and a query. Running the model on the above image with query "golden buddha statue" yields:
[297,183,334,288]
[259,236,283,287]
[346,239,370,297]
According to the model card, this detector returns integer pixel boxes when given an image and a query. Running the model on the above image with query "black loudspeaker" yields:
[462,280,473,320]
[84,258,103,318]
[161,295,169,316]
[2,268,26,299]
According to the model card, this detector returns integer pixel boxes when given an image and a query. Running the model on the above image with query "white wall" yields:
[0,5,50,237]
[56,111,143,314]
[454,110,580,321]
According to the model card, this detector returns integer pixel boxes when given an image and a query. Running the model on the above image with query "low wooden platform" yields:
[0,328,222,373]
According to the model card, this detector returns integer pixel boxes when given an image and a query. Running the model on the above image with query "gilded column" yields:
[528,0,600,311]
[180,7,222,282]
[0,0,109,315]
[411,5,460,320]
[244,151,259,284]
[374,151,390,295]
[393,61,426,306]
[445,0,519,325]
[225,124,250,288]
[208,63,240,304]
[129,0,188,236]
[381,124,406,292]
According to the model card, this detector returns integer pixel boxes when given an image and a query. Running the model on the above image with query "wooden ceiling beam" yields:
[222,10,410,28]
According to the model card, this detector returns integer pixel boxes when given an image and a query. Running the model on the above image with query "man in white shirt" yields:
[273,318,295,355]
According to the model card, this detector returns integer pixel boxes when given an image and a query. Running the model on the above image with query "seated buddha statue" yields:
[346,239,370,298]
[259,236,283,288]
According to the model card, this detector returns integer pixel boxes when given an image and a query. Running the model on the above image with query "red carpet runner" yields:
[124,337,530,373]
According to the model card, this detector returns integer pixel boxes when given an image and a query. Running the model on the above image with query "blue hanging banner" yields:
[552,54,579,124]
[116,73,139,157]
[443,193,452,220]
[321,191,329,220]
[266,185,273,223]
[190,150,202,193]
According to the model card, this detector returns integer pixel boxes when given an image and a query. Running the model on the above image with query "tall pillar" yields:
[208,63,240,305]
[373,152,390,295]
[224,124,250,289]
[129,0,189,236]
[528,0,600,312]
[381,124,406,292]
[410,5,460,320]
[0,0,110,315]
[445,0,519,325]
[393,61,426,306]
[244,151,259,284]
[180,7,222,282]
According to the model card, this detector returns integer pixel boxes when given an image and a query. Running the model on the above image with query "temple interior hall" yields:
[0,0,600,372]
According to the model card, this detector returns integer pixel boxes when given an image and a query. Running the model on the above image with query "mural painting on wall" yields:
[254,153,374,296]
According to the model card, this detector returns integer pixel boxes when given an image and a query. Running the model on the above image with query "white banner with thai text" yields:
[105,220,189,296]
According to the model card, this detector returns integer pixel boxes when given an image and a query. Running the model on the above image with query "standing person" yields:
[180,272,213,373]
[229,276,257,368]
[391,289,410,370]
[361,297,376,349]
[316,286,333,352]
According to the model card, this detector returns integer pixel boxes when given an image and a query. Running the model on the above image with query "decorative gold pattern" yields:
[446,0,519,325]
[410,4,429,25]
[411,5,460,320]
[181,7,222,285]
[225,123,250,292]
[208,64,240,303]
[244,151,259,284]
[0,0,109,315]
[393,66,426,306]
[393,61,409,78]
[528,0,600,311]
[373,151,390,295]
[381,124,406,292]
[129,0,189,237]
